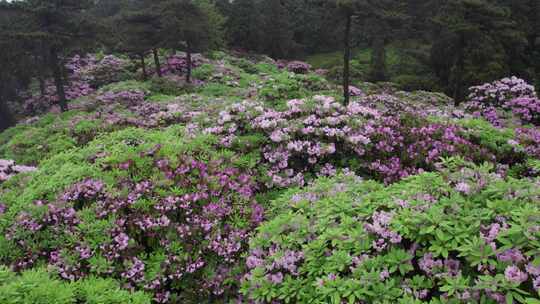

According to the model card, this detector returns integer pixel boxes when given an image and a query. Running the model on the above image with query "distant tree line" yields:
[217,0,539,104]
[1,0,539,128]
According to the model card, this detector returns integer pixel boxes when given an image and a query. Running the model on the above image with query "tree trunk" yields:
[370,35,387,82]
[0,82,14,131]
[140,54,147,81]
[0,101,14,131]
[343,13,352,105]
[39,76,46,96]
[38,50,47,96]
[153,49,162,77]
[452,33,465,106]
[186,42,192,84]
[50,47,68,112]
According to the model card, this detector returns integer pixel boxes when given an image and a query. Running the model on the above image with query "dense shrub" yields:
[286,61,311,74]
[465,77,538,126]
[162,54,204,75]
[97,89,146,106]
[206,95,496,185]
[504,97,540,126]
[468,76,536,107]
[24,56,97,115]
[242,161,540,303]
[192,64,216,80]
[149,76,195,96]
[86,55,133,88]
[0,127,264,303]
[0,159,37,182]
[258,72,329,102]
[0,266,151,304]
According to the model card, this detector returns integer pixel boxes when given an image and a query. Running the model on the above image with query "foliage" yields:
[465,77,538,127]
[191,64,216,80]
[0,266,151,304]
[86,55,134,88]
[0,126,266,302]
[258,72,330,103]
[242,161,540,303]
[205,95,510,185]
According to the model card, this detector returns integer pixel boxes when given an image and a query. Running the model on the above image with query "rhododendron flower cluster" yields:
[86,55,131,88]
[0,159,37,182]
[2,149,263,302]
[465,77,538,126]
[504,97,540,125]
[468,76,537,107]
[348,85,364,97]
[515,127,540,158]
[206,95,493,184]
[285,61,311,74]
[97,89,146,106]
[161,53,203,75]
[22,54,131,114]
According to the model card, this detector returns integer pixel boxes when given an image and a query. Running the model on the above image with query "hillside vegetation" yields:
[0,50,539,303]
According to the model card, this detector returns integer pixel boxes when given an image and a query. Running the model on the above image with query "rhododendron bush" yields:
[0,159,36,182]
[2,48,540,304]
[466,77,540,127]
[206,95,497,184]
[242,160,540,303]
[0,133,263,303]
[23,54,133,115]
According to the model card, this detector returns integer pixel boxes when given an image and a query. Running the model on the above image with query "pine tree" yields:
[160,0,212,83]
[432,0,523,104]
[115,0,163,80]
[1,0,96,112]
[258,0,295,58]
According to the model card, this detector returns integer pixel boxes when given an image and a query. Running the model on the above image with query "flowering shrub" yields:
[97,89,146,106]
[466,77,538,126]
[86,55,132,88]
[1,139,263,302]
[162,53,203,75]
[286,61,311,74]
[468,76,537,107]
[242,161,540,303]
[515,127,540,159]
[0,159,36,182]
[206,96,495,185]
[24,55,97,115]
[348,85,364,97]
[504,97,540,126]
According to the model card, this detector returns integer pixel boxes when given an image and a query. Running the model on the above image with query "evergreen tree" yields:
[115,0,163,79]
[432,0,524,104]
[258,0,296,58]
[161,0,212,83]
[2,0,96,112]
[222,0,259,51]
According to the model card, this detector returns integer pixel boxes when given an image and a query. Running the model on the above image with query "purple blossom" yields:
[268,272,284,284]
[455,182,471,195]
[379,269,390,281]
[534,277,540,291]
[114,233,130,250]
[286,61,311,74]
[504,265,528,284]
[497,248,525,264]
[526,263,540,277]
[419,253,443,275]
